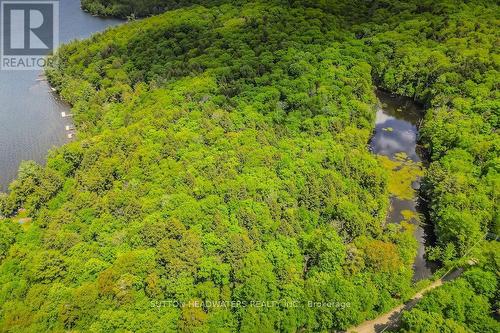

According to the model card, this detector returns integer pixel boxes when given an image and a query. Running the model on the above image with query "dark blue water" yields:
[0,0,122,191]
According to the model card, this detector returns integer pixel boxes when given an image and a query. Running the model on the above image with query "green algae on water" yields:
[378,153,424,200]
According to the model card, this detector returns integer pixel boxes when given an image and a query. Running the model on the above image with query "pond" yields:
[370,90,438,281]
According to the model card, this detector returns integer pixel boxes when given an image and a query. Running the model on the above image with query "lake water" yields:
[0,0,122,192]
[371,90,438,281]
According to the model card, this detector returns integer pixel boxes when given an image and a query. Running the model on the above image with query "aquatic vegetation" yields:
[378,153,424,201]
[0,1,498,332]
[400,209,417,223]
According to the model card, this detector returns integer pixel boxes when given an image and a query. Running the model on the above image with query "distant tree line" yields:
[0,0,498,332]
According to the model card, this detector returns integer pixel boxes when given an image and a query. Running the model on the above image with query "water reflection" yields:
[371,90,437,281]
[371,92,422,162]
[0,0,122,191]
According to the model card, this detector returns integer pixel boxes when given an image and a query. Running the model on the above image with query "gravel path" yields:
[347,269,463,333]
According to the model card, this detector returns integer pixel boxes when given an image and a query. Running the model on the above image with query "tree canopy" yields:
[0,0,498,332]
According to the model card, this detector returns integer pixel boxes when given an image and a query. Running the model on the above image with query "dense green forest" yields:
[400,267,498,332]
[81,0,229,17]
[0,0,498,332]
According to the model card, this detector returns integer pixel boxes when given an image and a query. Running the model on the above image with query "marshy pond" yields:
[370,90,438,281]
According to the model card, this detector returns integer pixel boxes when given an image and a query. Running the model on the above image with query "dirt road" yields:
[347,269,463,333]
